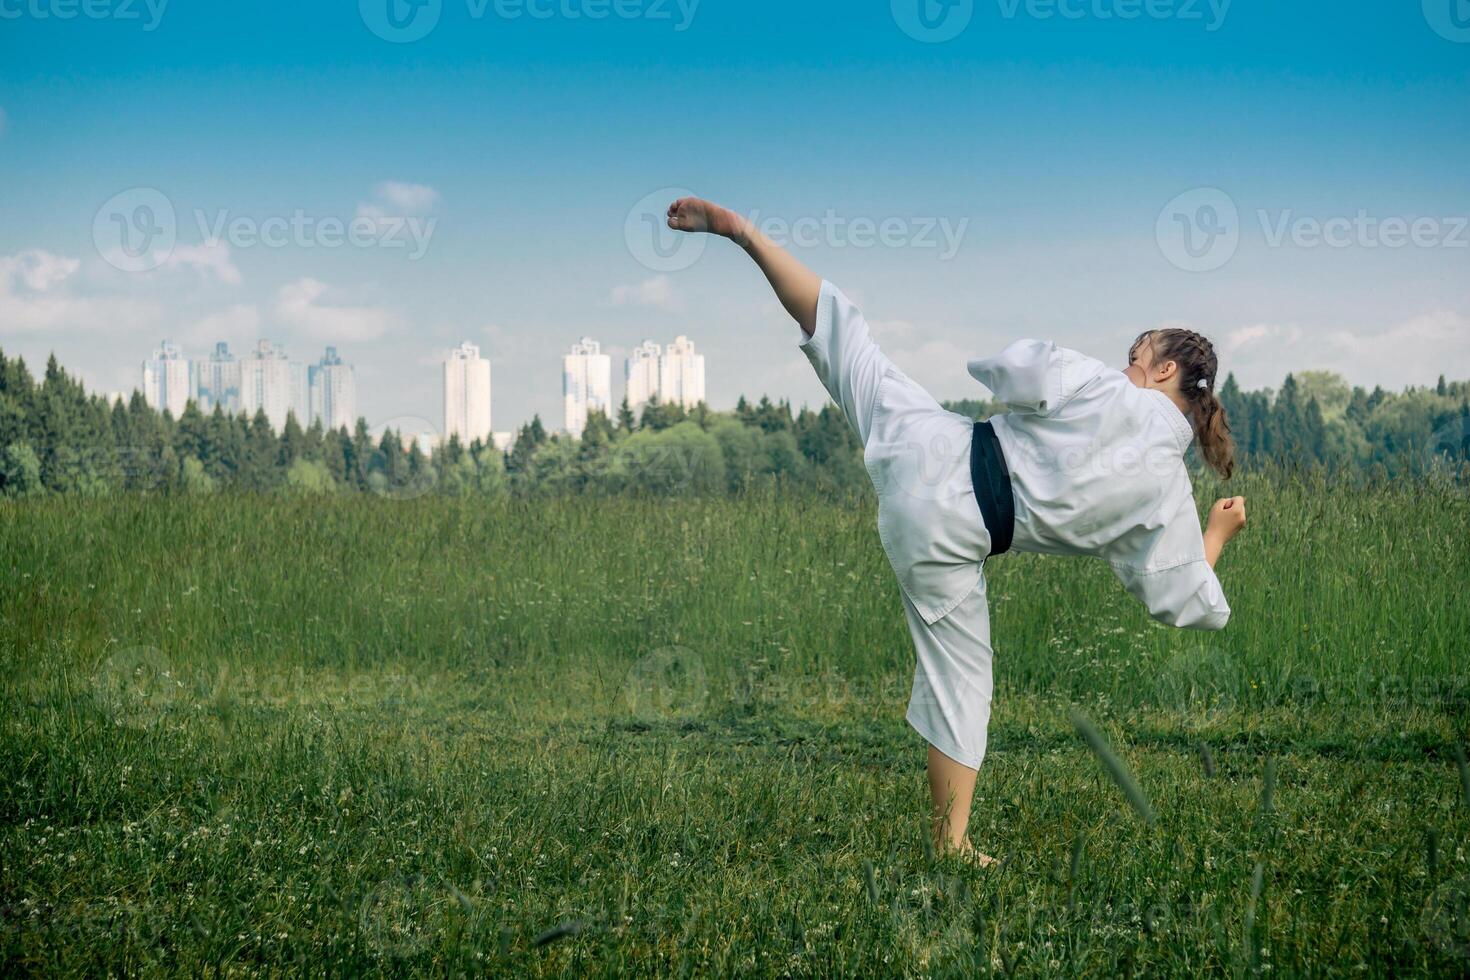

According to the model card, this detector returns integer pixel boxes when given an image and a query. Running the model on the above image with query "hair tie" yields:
[1196,378,1210,390]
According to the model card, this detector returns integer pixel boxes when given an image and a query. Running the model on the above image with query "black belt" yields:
[970,420,1016,557]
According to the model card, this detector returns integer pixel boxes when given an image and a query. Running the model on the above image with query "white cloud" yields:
[1215,313,1470,391]
[609,275,678,311]
[274,278,398,342]
[0,249,156,335]
[183,303,261,345]
[374,181,440,213]
[162,242,242,285]
[3,249,78,292]
[356,181,441,228]
[869,318,917,343]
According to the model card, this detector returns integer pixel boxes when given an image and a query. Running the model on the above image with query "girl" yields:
[666,197,1248,866]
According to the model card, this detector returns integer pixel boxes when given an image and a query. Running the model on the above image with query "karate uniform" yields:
[798,280,1231,770]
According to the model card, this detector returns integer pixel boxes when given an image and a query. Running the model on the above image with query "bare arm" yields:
[667,197,822,337]
[1204,496,1247,568]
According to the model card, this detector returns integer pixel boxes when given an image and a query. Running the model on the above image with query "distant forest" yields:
[1,348,1467,498]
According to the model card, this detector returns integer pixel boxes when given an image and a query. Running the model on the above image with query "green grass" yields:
[2,475,1469,976]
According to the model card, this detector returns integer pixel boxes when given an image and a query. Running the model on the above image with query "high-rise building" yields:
[659,335,706,410]
[289,362,310,430]
[194,342,241,415]
[624,340,662,413]
[563,337,611,437]
[444,342,492,446]
[239,340,296,433]
[308,346,357,433]
[141,340,192,418]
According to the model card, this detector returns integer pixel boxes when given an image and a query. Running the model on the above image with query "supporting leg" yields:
[926,743,992,866]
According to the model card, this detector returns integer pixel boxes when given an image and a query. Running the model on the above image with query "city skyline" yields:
[140,338,358,436]
[133,333,717,442]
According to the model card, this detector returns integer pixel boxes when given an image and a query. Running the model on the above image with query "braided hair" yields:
[1131,328,1236,480]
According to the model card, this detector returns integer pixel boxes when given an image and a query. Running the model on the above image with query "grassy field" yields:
[2,474,1469,976]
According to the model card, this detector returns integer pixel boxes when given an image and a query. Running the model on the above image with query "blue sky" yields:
[2,0,1467,433]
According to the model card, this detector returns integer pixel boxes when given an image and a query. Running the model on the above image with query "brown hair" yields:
[1131,328,1236,481]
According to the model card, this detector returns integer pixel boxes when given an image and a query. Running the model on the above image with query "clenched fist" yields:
[1207,496,1248,540]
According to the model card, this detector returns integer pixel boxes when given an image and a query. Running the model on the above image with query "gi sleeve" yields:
[966,340,1108,417]
[799,280,898,445]
[1111,557,1231,632]
[1107,490,1231,631]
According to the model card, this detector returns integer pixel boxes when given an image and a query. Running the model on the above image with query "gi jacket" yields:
[801,280,1231,633]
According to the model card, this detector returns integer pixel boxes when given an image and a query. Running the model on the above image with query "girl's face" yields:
[1125,336,1154,388]
[1125,336,1180,392]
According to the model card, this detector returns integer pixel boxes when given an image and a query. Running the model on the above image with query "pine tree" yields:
[616,396,637,433]
[278,413,306,469]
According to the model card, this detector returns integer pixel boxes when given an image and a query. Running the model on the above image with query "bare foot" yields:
[667,197,750,243]
[946,838,997,868]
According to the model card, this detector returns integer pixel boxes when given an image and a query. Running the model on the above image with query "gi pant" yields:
[799,281,996,771]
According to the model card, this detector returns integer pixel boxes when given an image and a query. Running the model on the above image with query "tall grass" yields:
[1,475,1467,975]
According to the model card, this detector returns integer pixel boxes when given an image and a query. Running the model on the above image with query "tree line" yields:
[1,348,1466,499]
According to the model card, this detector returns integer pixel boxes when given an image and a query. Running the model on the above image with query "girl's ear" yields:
[1154,359,1179,385]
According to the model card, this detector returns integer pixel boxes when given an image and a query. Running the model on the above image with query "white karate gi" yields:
[798,280,1231,770]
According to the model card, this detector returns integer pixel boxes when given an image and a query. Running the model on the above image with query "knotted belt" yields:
[970,420,1016,558]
